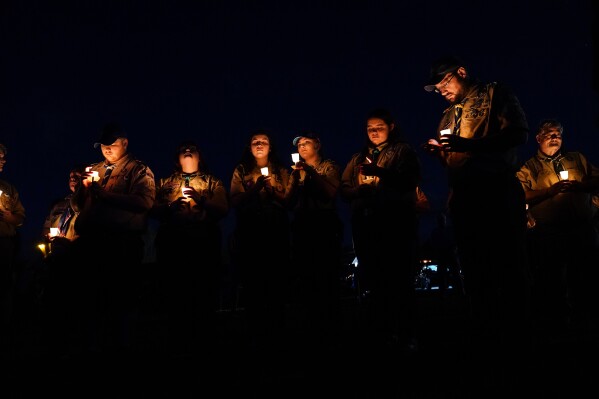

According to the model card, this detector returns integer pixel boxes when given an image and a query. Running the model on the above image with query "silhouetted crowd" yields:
[2,55,599,398]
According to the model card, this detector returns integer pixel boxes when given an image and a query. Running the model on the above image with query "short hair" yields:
[536,119,563,136]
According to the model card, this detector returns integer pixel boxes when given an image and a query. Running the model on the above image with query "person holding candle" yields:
[42,165,85,244]
[150,140,228,357]
[0,142,26,355]
[516,119,599,344]
[229,129,290,362]
[70,122,155,358]
[38,165,86,355]
[284,130,344,358]
[340,108,421,352]
[422,55,533,396]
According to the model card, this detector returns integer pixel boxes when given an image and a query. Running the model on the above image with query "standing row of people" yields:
[3,54,597,397]
[32,103,425,361]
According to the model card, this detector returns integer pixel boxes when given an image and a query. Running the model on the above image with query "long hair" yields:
[237,129,284,172]
[358,107,403,161]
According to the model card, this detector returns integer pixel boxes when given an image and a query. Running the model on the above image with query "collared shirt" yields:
[155,171,228,224]
[437,81,528,177]
[78,153,155,233]
[340,141,420,218]
[0,178,25,237]
[230,162,289,212]
[42,193,79,241]
[517,150,599,227]
[286,158,340,213]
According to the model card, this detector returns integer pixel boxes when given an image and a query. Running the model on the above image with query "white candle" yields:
[86,167,99,183]
[291,153,300,163]
[559,170,569,180]
[181,187,189,198]
[49,228,59,237]
[440,128,451,136]
[260,167,269,176]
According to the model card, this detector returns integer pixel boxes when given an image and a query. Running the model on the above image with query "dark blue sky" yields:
[2,0,597,259]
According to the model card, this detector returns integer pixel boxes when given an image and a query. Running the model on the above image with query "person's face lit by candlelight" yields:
[178,144,200,173]
[251,134,270,166]
[537,127,563,157]
[366,118,392,147]
[100,138,128,164]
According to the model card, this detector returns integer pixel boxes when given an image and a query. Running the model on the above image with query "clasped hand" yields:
[423,135,472,153]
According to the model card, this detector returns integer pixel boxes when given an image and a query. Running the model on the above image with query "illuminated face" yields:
[178,145,200,171]
[536,127,562,156]
[367,118,392,146]
[434,68,466,105]
[100,138,128,164]
[250,134,270,161]
[296,137,319,159]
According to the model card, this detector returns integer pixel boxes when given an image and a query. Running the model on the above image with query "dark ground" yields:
[3,259,598,399]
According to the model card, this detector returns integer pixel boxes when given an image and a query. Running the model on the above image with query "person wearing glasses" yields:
[340,108,421,352]
[422,55,532,396]
[517,119,599,346]
[151,140,229,357]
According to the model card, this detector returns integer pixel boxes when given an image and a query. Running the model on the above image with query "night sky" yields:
[2,0,597,260]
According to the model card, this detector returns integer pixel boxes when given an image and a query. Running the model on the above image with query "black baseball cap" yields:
[94,122,127,148]
[423,55,465,92]
[292,131,320,146]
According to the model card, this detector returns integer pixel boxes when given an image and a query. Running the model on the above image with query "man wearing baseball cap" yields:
[423,55,532,396]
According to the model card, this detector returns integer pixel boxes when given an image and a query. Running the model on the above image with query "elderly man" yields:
[517,119,599,344]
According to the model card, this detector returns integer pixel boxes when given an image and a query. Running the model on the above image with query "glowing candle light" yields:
[181,186,189,198]
[49,228,59,237]
[291,153,300,163]
[559,170,569,180]
[440,128,451,136]
[260,167,269,176]
[37,243,47,258]
[85,167,99,183]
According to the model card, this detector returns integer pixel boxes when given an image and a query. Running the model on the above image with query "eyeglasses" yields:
[434,73,455,94]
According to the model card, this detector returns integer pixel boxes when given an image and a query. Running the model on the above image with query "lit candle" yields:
[559,170,569,180]
[49,228,59,237]
[181,186,189,198]
[260,167,269,176]
[37,243,47,258]
[440,128,451,136]
[291,153,300,163]
[85,167,99,183]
